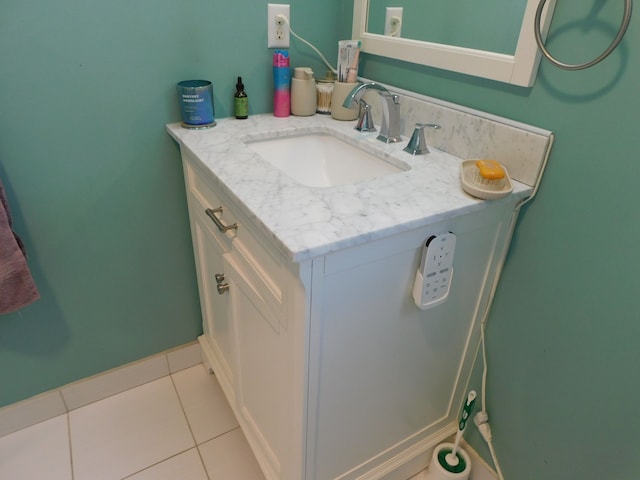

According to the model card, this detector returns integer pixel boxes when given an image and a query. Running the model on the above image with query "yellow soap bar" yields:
[475,160,506,180]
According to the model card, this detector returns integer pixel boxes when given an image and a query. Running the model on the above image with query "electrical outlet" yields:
[268,3,290,48]
[384,7,403,37]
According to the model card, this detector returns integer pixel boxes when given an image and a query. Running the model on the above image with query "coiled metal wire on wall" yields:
[534,0,633,70]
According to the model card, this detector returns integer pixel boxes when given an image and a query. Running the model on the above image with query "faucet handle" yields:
[403,123,441,155]
[355,99,376,133]
[381,92,401,105]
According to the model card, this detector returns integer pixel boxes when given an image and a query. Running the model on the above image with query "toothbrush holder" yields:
[331,82,359,121]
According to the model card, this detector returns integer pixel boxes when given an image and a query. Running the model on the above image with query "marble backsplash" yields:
[358,79,554,188]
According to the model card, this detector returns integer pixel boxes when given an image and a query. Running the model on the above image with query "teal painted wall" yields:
[359,2,640,479]
[2,1,638,479]
[0,0,346,407]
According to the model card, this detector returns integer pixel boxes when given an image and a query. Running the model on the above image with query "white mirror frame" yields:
[352,0,557,87]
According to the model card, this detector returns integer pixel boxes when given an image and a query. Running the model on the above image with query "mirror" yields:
[366,0,528,55]
[352,0,557,87]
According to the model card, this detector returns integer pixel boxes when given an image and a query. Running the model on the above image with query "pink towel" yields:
[0,179,39,314]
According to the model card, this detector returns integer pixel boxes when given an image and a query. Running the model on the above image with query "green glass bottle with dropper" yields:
[234,76,248,120]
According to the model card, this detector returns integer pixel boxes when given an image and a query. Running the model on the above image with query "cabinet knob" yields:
[214,273,225,284]
[216,283,229,295]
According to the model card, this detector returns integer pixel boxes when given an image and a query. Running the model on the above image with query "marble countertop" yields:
[167,114,531,262]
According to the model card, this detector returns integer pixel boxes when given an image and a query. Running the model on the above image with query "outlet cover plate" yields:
[384,7,403,37]
[268,3,290,48]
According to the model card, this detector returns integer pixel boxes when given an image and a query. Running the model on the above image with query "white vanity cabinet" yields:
[180,149,519,480]
[183,151,307,479]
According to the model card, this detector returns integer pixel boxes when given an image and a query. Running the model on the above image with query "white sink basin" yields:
[246,133,408,188]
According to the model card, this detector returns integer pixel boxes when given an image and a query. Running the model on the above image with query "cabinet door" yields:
[223,253,289,480]
[192,215,236,393]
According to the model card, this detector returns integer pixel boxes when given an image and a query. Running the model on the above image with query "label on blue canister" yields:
[177,80,215,126]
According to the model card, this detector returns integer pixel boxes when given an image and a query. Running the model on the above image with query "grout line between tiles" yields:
[169,367,246,479]
[65,375,165,413]
[169,367,241,446]
[162,353,171,377]
[169,371,212,480]
[119,447,201,480]
[195,445,213,480]
[60,388,70,413]
[207,425,242,444]
[0,341,202,439]
[169,371,199,445]
[168,372,242,439]
[66,413,75,480]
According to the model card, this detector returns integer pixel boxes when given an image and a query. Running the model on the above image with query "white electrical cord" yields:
[277,15,337,75]
[476,318,506,480]
[473,135,555,480]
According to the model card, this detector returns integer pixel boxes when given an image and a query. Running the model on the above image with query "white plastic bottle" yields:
[291,67,316,116]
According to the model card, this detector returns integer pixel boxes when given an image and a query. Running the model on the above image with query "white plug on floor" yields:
[474,411,493,442]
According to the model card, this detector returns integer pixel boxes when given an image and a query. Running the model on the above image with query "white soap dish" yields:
[460,160,513,200]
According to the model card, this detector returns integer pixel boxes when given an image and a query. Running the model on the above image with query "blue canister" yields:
[177,80,216,128]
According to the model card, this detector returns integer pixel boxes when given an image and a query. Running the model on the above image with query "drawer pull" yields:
[217,283,229,295]
[205,207,238,233]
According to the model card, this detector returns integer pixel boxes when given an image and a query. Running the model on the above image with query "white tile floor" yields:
[0,361,436,480]
[0,364,265,480]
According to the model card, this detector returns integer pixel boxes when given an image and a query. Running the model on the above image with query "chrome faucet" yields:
[342,82,402,144]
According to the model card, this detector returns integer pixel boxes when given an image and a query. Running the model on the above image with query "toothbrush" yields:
[345,45,360,83]
[337,40,360,82]
[446,390,477,466]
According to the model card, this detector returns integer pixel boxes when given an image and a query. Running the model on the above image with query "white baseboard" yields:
[0,341,202,438]
[461,439,498,480]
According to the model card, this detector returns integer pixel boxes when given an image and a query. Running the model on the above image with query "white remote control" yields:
[412,232,456,310]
